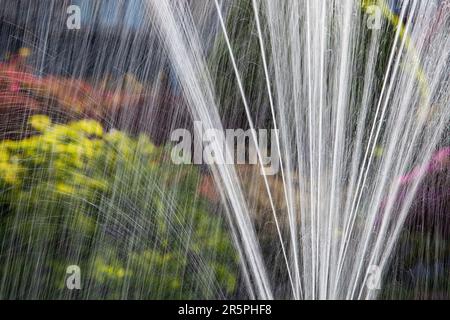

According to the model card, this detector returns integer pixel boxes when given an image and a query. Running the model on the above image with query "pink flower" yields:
[9,82,20,92]
[399,147,450,185]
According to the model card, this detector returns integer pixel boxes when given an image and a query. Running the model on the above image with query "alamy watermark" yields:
[367,5,382,30]
[366,265,381,290]
[66,265,81,290]
[66,5,81,30]
[170,121,280,175]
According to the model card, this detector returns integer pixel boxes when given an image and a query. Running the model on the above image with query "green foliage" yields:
[0,115,237,299]
[209,0,269,129]
[379,231,450,299]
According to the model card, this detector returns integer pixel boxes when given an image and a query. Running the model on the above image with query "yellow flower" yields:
[71,119,103,137]
[56,183,75,195]
[18,47,31,58]
[29,115,51,132]
[0,162,21,185]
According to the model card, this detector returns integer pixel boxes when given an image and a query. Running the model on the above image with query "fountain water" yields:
[146,0,450,299]
[0,0,448,300]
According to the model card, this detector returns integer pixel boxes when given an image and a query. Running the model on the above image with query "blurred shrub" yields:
[0,115,237,299]
[0,57,186,144]
[381,149,450,299]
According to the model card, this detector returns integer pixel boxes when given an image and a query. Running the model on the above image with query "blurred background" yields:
[0,0,448,299]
